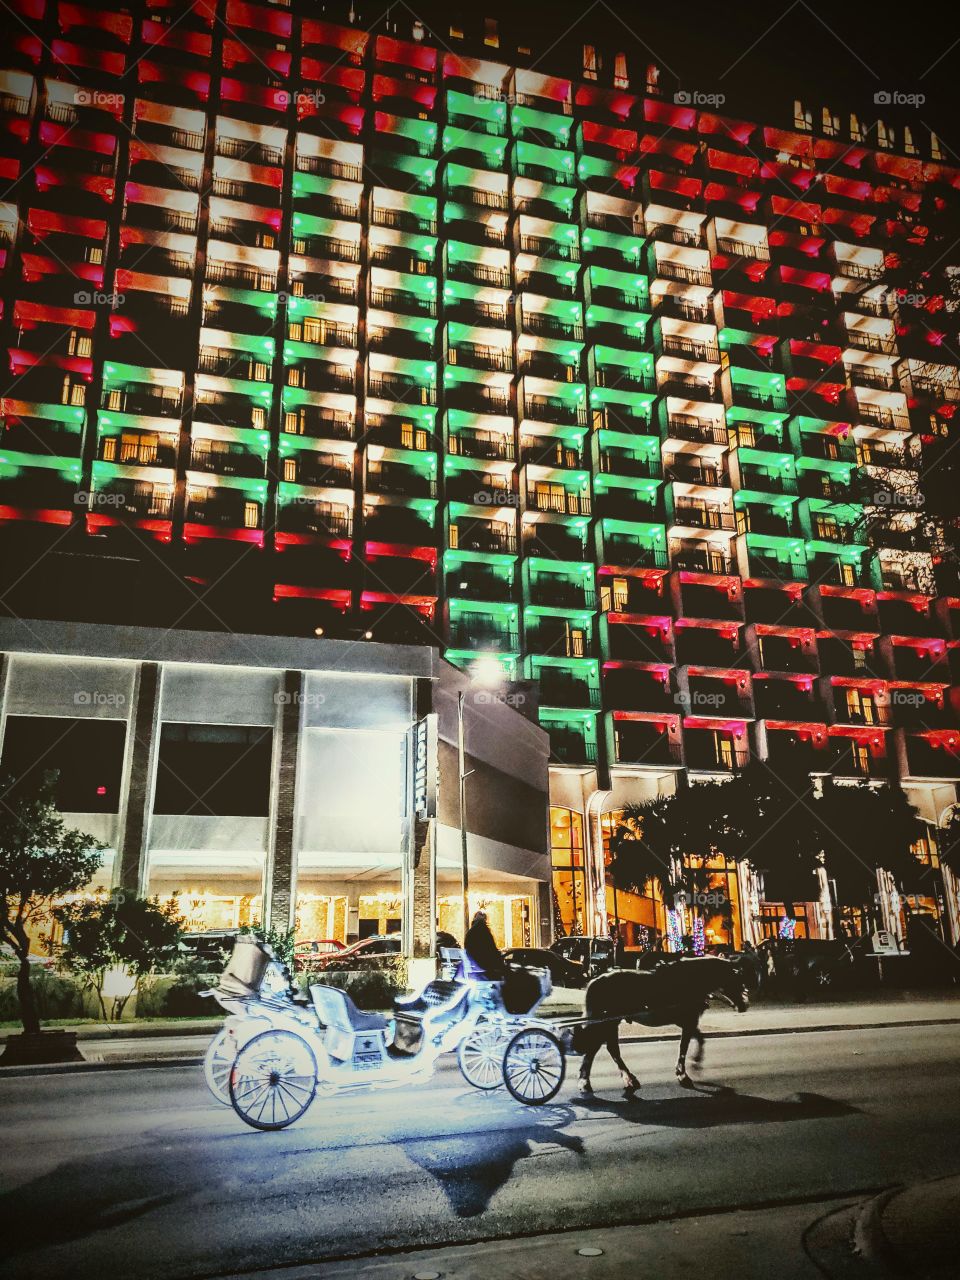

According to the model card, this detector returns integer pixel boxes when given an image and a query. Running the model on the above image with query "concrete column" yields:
[264,669,302,933]
[537,880,552,946]
[116,662,161,893]
[411,817,435,957]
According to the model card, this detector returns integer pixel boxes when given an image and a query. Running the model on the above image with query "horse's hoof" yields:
[677,1073,694,1089]
[622,1084,640,1098]
[579,1081,594,1096]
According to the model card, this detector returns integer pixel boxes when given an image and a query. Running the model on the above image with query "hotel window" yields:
[449,24,463,39]
[904,127,917,156]
[284,410,302,434]
[850,113,863,142]
[583,45,599,81]
[550,806,587,934]
[483,17,499,48]
[613,52,628,89]
[401,421,428,450]
[876,120,893,150]
[243,501,259,528]
[154,724,273,817]
[0,716,127,814]
[61,377,86,406]
[251,405,267,430]
[793,100,812,131]
[283,456,297,482]
[564,622,587,657]
[645,64,659,95]
[931,132,943,160]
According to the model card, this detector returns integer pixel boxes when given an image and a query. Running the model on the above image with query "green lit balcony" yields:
[523,519,589,562]
[443,278,512,327]
[523,560,596,611]
[366,407,434,454]
[802,503,868,550]
[730,369,788,412]
[370,191,438,237]
[582,224,646,270]
[515,250,581,299]
[514,138,576,186]
[593,429,661,481]
[1,403,84,462]
[446,412,515,463]
[733,456,798,497]
[658,403,727,446]
[447,89,507,136]
[738,533,808,583]
[444,466,514,507]
[367,357,438,407]
[665,491,735,534]
[593,476,659,523]
[511,103,574,147]
[541,712,600,765]
[733,496,798,539]
[513,177,578,221]
[442,125,508,168]
[368,148,437,193]
[444,162,510,212]
[446,322,513,374]
[369,266,438,317]
[376,112,438,159]
[102,363,183,418]
[366,451,438,502]
[727,419,787,452]
[279,444,353,490]
[527,656,602,711]
[448,508,518,558]
[445,241,511,289]
[591,347,656,395]
[525,612,596,659]
[516,215,580,263]
[445,557,515,605]
[522,470,592,519]
[519,378,588,431]
[278,497,352,542]
[446,599,521,657]
[595,520,668,569]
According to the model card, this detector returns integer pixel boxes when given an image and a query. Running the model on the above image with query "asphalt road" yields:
[1,1023,958,1280]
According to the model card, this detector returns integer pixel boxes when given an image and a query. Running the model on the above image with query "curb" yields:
[3,1012,958,1078]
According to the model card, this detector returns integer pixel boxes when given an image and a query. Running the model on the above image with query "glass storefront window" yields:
[551,806,586,935]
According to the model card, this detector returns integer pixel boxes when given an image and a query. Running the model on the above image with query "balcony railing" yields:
[666,414,727,445]
[451,525,517,555]
[523,397,588,427]
[656,259,712,286]
[672,504,736,531]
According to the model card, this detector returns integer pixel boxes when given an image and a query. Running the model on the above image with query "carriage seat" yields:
[309,984,389,1034]
[394,978,466,1017]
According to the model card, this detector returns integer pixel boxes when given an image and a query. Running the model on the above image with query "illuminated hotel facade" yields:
[0,1,959,947]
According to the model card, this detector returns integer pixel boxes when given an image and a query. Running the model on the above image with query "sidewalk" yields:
[223,1174,960,1280]
[2,992,958,1073]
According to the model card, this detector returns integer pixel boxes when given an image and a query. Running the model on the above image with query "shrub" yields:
[137,972,220,1018]
[0,971,85,1022]
[301,958,407,1010]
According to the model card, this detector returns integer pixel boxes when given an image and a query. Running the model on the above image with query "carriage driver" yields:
[458,910,506,982]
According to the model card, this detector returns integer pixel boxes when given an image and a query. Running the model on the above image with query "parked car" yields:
[177,930,241,967]
[503,946,588,989]
[293,939,345,971]
[310,935,401,970]
[755,937,860,992]
[551,936,618,977]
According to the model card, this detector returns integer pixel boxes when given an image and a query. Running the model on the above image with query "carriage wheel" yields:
[229,1029,318,1131]
[458,1023,508,1090]
[502,1028,565,1105]
[203,1027,234,1105]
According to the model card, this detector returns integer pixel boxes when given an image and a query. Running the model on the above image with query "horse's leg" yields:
[690,1024,705,1066]
[676,1021,694,1086]
[605,1025,641,1095]
[578,1028,600,1094]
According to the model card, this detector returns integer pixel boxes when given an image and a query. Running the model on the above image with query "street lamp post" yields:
[457,689,473,943]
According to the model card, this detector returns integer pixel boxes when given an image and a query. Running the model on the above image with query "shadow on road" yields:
[574,1086,860,1129]
[400,1103,585,1218]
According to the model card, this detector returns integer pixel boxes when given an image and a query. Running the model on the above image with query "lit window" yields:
[645,63,659,95]
[613,53,628,89]
[850,113,862,142]
[243,501,259,529]
[794,100,812,131]
[822,106,839,137]
[876,119,893,150]
[583,45,598,81]
[931,132,943,160]
[484,18,499,48]
[412,20,425,42]
[904,127,916,156]
[283,456,296,482]
[450,25,464,39]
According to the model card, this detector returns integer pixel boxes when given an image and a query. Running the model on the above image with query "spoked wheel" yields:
[458,1022,508,1090]
[203,1027,235,1105]
[229,1029,318,1131]
[502,1027,565,1105]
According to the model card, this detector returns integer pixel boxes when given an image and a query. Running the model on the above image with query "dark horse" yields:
[575,958,749,1095]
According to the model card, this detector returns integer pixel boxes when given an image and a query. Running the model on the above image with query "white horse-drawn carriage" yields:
[204,939,567,1129]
